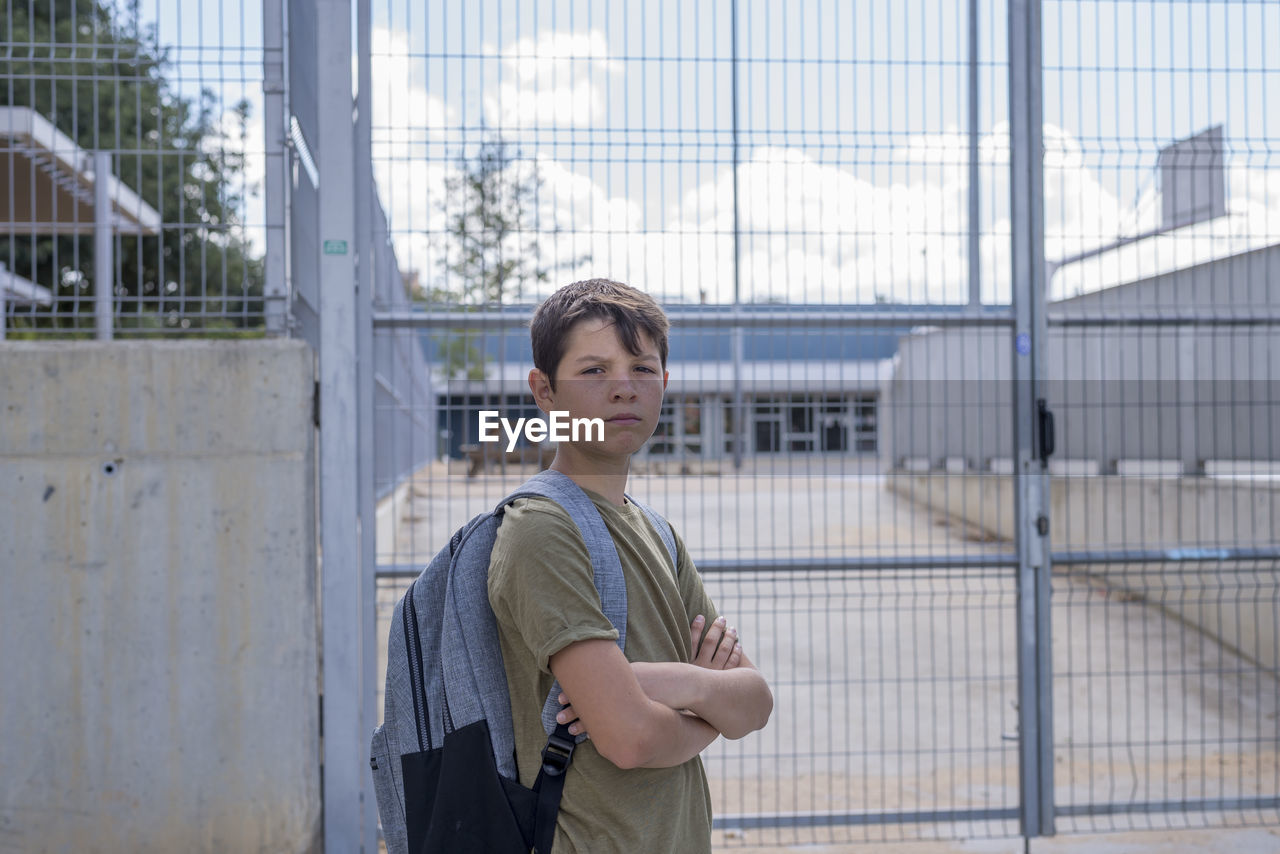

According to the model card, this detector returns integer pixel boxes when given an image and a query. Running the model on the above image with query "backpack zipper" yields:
[403,578,431,752]
[440,648,455,735]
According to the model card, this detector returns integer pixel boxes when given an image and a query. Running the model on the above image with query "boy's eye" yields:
[580,365,656,375]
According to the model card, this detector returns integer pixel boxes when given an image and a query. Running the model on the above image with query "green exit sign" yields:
[323,239,348,255]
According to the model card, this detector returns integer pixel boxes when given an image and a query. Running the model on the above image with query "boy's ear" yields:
[528,368,555,413]
[663,369,669,391]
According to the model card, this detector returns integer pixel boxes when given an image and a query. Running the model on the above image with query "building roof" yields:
[1051,241,1280,315]
[0,105,162,236]
[436,358,894,396]
[1,262,52,306]
[422,302,945,367]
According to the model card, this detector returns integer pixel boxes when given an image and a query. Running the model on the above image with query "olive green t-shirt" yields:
[488,488,719,854]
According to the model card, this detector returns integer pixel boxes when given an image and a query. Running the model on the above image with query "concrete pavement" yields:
[381,461,1279,851]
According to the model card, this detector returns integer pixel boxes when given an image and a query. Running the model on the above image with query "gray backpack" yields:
[370,470,677,854]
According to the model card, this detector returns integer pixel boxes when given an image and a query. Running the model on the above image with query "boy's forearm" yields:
[632,661,773,739]
[551,639,729,770]
[632,704,720,768]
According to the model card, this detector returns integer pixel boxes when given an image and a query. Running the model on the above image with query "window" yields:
[649,400,677,455]
[853,395,877,453]
[650,397,703,456]
[755,418,781,453]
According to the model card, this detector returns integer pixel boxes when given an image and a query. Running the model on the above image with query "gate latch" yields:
[1036,398,1055,467]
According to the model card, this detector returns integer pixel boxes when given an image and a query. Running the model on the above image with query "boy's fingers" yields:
[711,625,737,668]
[690,615,747,670]
[556,704,588,737]
[696,616,727,666]
[689,615,705,658]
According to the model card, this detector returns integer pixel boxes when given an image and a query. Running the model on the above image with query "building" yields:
[427,304,984,463]
[884,242,1280,474]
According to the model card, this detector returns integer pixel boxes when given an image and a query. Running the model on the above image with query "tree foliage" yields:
[4,0,263,334]
[422,133,588,378]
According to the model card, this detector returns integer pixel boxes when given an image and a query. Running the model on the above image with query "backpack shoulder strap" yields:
[624,493,679,577]
[494,470,628,736]
[494,470,634,854]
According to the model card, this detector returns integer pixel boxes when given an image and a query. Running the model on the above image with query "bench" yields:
[459,443,557,477]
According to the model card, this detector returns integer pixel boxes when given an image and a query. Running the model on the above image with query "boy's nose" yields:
[610,376,638,400]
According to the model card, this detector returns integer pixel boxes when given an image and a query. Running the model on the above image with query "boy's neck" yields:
[549,446,630,505]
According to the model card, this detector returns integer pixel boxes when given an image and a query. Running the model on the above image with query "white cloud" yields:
[659,143,985,304]
[369,24,1280,307]
[366,27,459,280]
[384,120,1280,306]
[482,30,622,128]
[370,27,456,158]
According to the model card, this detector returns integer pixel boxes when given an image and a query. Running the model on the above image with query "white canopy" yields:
[1,261,52,307]
[0,105,162,236]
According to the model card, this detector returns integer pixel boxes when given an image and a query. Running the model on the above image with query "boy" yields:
[487,279,774,853]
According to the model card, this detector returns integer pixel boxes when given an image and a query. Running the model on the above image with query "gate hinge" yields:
[313,380,320,428]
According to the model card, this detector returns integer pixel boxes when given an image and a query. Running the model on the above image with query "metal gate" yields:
[286,0,1280,848]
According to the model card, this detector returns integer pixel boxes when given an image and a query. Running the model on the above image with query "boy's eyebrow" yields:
[572,352,660,363]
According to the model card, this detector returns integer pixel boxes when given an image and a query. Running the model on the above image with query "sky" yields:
[136,0,1280,306]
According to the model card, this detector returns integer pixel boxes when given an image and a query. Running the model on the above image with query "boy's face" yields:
[529,316,668,459]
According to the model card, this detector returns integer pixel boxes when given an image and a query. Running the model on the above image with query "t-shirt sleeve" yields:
[488,498,620,674]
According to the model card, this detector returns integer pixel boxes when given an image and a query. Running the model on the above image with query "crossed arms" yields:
[549,614,774,770]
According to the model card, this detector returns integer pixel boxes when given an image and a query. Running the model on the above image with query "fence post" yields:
[730,0,746,470]
[967,0,981,310]
[94,151,114,341]
[1008,0,1054,838]
[316,0,367,849]
[355,0,379,849]
[1,262,7,340]
[262,0,288,337]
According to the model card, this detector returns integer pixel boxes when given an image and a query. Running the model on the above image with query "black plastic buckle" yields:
[540,731,577,777]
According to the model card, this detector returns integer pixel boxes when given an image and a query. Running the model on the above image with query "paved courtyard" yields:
[380,461,1279,851]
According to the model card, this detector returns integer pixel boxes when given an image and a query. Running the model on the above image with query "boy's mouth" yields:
[606,413,643,425]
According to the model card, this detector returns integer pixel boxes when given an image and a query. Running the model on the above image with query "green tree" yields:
[421,133,588,379]
[3,0,263,335]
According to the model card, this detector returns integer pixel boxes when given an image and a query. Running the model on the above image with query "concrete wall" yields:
[0,341,320,853]
[887,473,1280,673]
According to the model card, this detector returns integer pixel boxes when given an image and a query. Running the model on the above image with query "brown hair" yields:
[530,278,670,389]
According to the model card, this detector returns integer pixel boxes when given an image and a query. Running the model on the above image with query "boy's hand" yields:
[555,693,588,738]
[690,614,743,670]
[557,613,747,739]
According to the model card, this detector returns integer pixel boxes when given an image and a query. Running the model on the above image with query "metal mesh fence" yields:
[2,0,274,337]
[366,0,1279,845]
[1040,0,1280,833]
[1052,560,1280,834]
[700,565,1023,846]
[10,0,1278,847]
[367,0,1027,845]
[369,0,1011,307]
